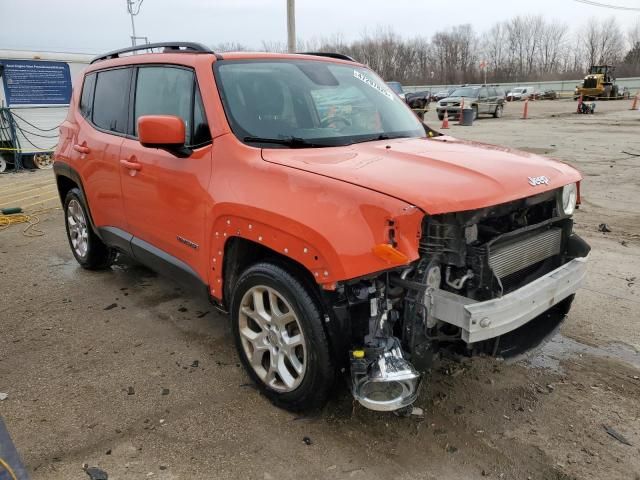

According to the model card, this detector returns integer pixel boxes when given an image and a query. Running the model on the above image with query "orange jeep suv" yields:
[54,43,590,413]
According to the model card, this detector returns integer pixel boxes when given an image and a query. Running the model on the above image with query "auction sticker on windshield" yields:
[353,70,394,101]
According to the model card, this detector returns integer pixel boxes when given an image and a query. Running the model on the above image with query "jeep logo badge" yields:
[528,176,550,186]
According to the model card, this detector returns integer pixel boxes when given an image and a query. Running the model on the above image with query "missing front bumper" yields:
[428,250,589,344]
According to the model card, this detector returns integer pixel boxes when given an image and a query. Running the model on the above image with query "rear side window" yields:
[134,66,195,144]
[79,73,96,119]
[93,68,131,134]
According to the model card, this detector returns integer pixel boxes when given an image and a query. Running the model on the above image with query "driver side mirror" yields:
[138,115,191,158]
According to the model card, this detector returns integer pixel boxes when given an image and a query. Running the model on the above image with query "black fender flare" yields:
[53,162,98,234]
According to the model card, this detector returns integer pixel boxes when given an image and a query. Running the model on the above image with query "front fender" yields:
[207,135,425,301]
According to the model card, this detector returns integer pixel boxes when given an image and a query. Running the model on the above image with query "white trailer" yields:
[0,49,91,171]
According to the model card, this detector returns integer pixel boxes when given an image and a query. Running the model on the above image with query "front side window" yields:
[92,68,131,133]
[134,66,195,144]
[214,60,425,147]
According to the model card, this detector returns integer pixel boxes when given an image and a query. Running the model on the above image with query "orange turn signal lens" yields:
[372,243,409,264]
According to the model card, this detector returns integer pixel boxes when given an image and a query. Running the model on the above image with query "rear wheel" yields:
[63,188,116,269]
[231,262,335,412]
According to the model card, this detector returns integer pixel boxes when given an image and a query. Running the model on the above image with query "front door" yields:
[119,65,213,283]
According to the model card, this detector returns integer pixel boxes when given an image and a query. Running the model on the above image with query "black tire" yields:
[231,262,335,412]
[493,104,503,118]
[472,105,478,120]
[63,188,116,269]
[438,113,444,121]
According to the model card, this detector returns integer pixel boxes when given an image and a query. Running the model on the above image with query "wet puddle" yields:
[524,334,640,373]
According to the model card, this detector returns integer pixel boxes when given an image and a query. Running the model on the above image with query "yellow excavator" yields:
[574,65,621,100]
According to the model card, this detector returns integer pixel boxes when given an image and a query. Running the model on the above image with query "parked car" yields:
[436,85,505,120]
[506,86,535,101]
[386,81,430,119]
[531,89,557,100]
[54,43,589,414]
[432,87,456,102]
[386,81,406,100]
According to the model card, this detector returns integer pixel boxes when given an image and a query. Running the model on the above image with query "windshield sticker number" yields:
[353,71,394,101]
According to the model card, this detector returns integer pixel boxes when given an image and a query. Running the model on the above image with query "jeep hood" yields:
[261,136,581,215]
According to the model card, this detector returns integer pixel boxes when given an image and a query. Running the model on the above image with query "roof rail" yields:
[300,52,356,62]
[91,42,219,64]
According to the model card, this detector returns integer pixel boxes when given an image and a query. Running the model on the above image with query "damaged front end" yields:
[327,187,590,412]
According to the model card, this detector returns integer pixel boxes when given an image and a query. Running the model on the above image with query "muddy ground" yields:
[1,99,639,480]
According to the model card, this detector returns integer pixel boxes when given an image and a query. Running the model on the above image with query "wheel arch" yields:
[221,236,351,368]
[53,162,98,233]
[210,211,345,305]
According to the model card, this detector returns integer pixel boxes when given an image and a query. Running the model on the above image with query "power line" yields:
[573,0,640,12]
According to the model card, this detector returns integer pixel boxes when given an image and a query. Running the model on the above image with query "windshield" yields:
[214,60,425,147]
[449,87,479,98]
[512,88,525,93]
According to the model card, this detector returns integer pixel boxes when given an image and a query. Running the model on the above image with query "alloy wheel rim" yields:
[33,153,53,169]
[67,199,89,258]
[238,285,307,392]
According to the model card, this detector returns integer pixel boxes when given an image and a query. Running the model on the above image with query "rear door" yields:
[119,65,213,283]
[477,87,489,114]
[72,67,131,231]
[488,87,498,112]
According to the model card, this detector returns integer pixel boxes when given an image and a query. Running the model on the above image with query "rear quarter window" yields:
[92,68,132,134]
[79,73,96,119]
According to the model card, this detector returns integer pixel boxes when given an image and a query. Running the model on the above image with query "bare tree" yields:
[580,17,624,68]
[210,15,635,86]
[538,21,569,75]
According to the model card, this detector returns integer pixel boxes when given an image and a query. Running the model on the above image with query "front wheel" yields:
[493,104,503,118]
[472,106,479,120]
[231,262,335,412]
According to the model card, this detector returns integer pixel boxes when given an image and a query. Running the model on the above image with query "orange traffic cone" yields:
[522,99,529,119]
[631,95,639,111]
[441,110,450,129]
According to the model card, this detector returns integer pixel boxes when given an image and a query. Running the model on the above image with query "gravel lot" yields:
[1,98,639,480]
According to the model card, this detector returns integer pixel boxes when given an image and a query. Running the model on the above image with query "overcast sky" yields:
[1,0,639,54]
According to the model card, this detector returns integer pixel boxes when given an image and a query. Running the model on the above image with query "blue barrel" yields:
[461,107,474,126]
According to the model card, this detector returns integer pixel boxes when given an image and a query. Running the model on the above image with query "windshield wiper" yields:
[243,136,327,148]
[350,133,411,145]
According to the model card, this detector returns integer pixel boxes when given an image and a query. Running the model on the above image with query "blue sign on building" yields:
[0,59,71,106]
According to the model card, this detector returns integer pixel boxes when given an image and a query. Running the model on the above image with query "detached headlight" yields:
[562,183,577,215]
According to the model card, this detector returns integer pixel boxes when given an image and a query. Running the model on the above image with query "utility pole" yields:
[127,0,144,47]
[287,0,296,53]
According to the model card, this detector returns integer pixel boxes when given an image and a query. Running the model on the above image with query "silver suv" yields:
[436,86,505,121]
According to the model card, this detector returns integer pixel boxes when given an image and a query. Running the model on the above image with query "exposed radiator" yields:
[489,228,562,279]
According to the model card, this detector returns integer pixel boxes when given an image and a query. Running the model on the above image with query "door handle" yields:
[73,144,90,154]
[120,159,142,171]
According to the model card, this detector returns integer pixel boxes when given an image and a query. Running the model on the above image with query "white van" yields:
[506,86,534,101]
